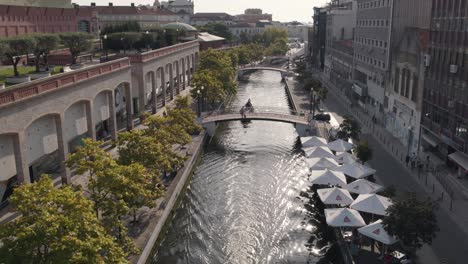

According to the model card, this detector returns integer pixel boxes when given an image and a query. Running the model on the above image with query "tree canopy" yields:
[1,36,36,76]
[60,32,93,64]
[356,140,372,163]
[336,117,361,141]
[31,34,60,72]
[383,194,439,251]
[0,176,128,264]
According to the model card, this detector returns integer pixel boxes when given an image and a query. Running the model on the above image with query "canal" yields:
[154,71,339,263]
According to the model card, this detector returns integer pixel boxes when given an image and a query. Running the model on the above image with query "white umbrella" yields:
[324,208,366,227]
[306,157,339,170]
[358,219,397,245]
[335,152,357,164]
[301,136,327,148]
[309,169,347,187]
[335,161,376,179]
[345,179,383,194]
[317,187,354,206]
[304,146,335,159]
[350,194,393,216]
[327,139,354,152]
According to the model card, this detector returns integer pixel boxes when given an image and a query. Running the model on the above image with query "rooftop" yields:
[162,22,198,31]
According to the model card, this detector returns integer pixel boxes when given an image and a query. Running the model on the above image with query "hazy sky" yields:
[73,0,328,22]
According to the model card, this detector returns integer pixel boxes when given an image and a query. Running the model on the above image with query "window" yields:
[411,75,419,102]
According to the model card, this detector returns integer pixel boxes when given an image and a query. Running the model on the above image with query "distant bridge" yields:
[201,106,311,136]
[238,66,288,74]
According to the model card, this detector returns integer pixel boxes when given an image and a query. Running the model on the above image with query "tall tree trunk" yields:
[12,57,19,77]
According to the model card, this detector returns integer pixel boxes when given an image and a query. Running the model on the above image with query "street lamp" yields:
[103,34,108,61]
[145,31,150,51]
[310,89,316,117]
[200,86,205,112]
[196,90,202,117]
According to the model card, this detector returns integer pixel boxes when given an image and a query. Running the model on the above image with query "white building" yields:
[323,0,357,97]
[156,0,194,15]
[229,23,265,38]
[266,22,311,42]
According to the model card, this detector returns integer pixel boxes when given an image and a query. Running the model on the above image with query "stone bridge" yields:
[0,41,199,194]
[201,107,310,136]
[237,66,289,79]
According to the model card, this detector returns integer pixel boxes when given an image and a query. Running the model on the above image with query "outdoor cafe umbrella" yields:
[350,194,393,216]
[309,169,347,187]
[317,187,354,206]
[334,161,376,179]
[300,136,327,148]
[324,208,366,227]
[335,152,356,164]
[327,138,355,152]
[306,157,339,170]
[358,219,397,245]
[304,146,335,159]
[345,179,383,194]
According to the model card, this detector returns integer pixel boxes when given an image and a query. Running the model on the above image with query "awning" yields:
[448,152,468,171]
[422,133,438,147]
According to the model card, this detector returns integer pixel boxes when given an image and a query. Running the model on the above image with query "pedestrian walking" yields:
[405,155,410,167]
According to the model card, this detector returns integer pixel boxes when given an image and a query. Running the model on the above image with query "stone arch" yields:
[63,100,94,152]
[173,60,180,95]
[180,57,186,90]
[143,71,157,114]
[0,133,23,206]
[114,82,134,130]
[24,113,69,184]
[186,55,192,86]
[165,63,174,101]
[157,66,166,107]
[93,90,117,142]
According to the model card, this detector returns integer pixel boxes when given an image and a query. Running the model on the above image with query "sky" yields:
[73,0,329,22]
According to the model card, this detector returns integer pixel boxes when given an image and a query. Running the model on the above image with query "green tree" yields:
[191,69,226,105]
[383,194,439,252]
[356,140,372,163]
[65,139,139,255]
[265,38,288,56]
[167,96,202,135]
[2,36,36,76]
[60,32,93,65]
[118,163,162,223]
[31,34,60,72]
[0,176,128,264]
[336,117,361,141]
[199,23,233,42]
[198,49,237,95]
[106,32,141,53]
[262,27,288,47]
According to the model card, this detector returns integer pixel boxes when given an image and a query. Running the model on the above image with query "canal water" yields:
[154,71,339,264]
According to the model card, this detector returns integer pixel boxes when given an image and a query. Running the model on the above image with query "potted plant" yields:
[2,36,35,84]
[60,32,93,69]
[29,34,60,80]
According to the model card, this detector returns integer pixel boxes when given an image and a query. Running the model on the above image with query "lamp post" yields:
[200,86,205,112]
[145,31,150,51]
[196,89,201,117]
[103,34,108,61]
[310,89,316,117]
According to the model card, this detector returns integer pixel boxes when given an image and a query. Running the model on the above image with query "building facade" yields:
[157,0,194,15]
[383,0,432,156]
[0,0,71,8]
[190,13,234,26]
[422,0,468,172]
[323,0,357,98]
[234,9,272,23]
[0,4,97,37]
[353,0,393,121]
[312,7,327,69]
[266,21,311,41]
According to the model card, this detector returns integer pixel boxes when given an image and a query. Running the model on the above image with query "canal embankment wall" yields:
[136,131,208,264]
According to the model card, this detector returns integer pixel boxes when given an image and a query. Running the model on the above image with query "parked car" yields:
[314,113,331,122]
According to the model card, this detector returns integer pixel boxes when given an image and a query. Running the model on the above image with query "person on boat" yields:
[246,98,252,108]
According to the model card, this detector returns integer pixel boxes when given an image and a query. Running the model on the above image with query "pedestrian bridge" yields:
[201,107,311,136]
[238,66,288,74]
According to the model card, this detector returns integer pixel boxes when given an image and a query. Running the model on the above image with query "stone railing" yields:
[0,58,131,108]
[128,40,200,64]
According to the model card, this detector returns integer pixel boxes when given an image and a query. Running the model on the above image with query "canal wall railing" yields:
[137,131,208,264]
[284,78,298,113]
